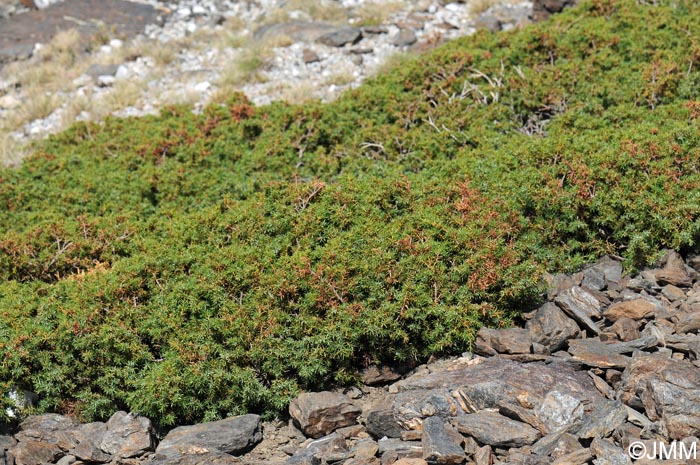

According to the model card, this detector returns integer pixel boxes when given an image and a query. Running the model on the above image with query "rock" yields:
[393,459,427,465]
[56,455,77,465]
[566,336,657,369]
[554,286,602,335]
[362,365,403,386]
[377,438,422,459]
[317,28,362,47]
[531,431,583,458]
[619,355,700,439]
[15,414,79,450]
[457,411,540,448]
[8,440,62,465]
[366,407,404,438]
[474,445,492,465]
[149,451,242,464]
[473,14,502,32]
[532,0,580,22]
[362,26,389,35]
[574,400,627,439]
[535,391,583,431]
[156,414,262,457]
[526,303,580,351]
[610,318,641,342]
[253,21,338,43]
[552,448,593,465]
[590,437,631,465]
[421,416,465,465]
[604,299,656,322]
[674,309,700,334]
[302,49,320,64]
[86,63,120,80]
[352,438,379,459]
[286,432,347,465]
[655,267,692,288]
[100,411,155,458]
[475,327,532,355]
[393,389,458,430]
[289,392,361,439]
[0,43,33,64]
[391,29,417,47]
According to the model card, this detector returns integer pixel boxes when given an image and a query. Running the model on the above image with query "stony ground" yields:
[4,250,700,464]
[0,0,532,165]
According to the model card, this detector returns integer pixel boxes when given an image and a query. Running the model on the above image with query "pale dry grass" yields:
[219,44,274,87]
[263,0,348,25]
[0,133,25,167]
[352,1,404,26]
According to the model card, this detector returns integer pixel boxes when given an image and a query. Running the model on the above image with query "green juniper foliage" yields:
[2,0,700,426]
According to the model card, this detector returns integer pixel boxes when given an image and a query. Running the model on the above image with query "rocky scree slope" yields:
[3,252,700,465]
[2,0,700,431]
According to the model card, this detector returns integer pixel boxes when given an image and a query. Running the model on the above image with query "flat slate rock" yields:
[0,0,165,66]
[156,414,262,457]
[457,411,540,448]
[253,21,340,43]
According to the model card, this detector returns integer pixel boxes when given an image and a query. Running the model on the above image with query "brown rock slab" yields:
[290,392,361,439]
[8,440,62,465]
[475,327,532,355]
[604,299,655,322]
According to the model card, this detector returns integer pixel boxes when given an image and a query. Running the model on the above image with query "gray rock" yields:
[574,400,627,439]
[376,438,422,458]
[393,389,458,430]
[100,411,155,458]
[535,391,583,431]
[366,407,404,439]
[253,21,338,42]
[56,455,77,465]
[473,14,502,32]
[421,416,465,465]
[289,392,361,439]
[317,28,362,47]
[619,354,700,440]
[531,431,583,458]
[156,414,262,457]
[475,327,532,355]
[0,43,33,64]
[554,286,602,335]
[456,411,540,447]
[590,437,631,465]
[85,63,120,79]
[149,451,242,464]
[391,29,417,47]
[526,303,580,351]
